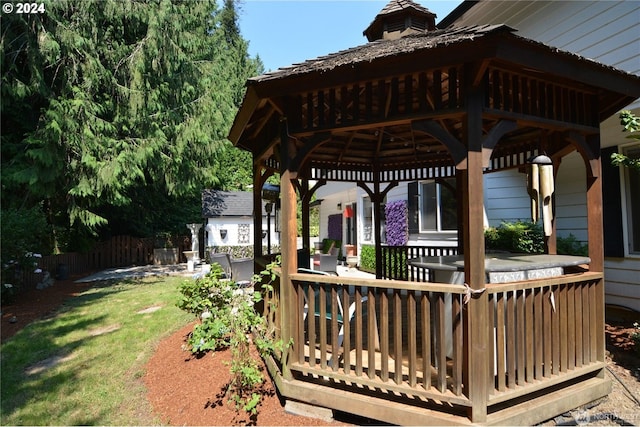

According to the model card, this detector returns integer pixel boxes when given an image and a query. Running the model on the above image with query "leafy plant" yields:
[632,322,640,356]
[360,245,376,273]
[176,258,286,414]
[557,234,589,256]
[154,232,175,249]
[1,207,53,303]
[485,221,545,254]
[612,110,640,171]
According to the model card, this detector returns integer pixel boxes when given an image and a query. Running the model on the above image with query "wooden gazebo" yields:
[228,1,640,424]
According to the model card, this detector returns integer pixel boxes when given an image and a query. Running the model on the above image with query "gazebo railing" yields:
[289,272,471,407]
[381,245,459,281]
[486,271,605,403]
[259,269,606,423]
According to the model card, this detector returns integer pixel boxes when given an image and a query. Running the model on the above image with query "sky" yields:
[237,0,460,72]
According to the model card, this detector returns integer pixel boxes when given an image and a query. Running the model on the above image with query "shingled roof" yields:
[202,190,264,218]
[249,24,630,86]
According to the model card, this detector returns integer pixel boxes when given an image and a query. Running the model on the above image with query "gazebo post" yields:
[372,179,383,279]
[278,120,298,379]
[584,135,606,364]
[253,160,266,260]
[299,179,311,255]
[463,83,489,423]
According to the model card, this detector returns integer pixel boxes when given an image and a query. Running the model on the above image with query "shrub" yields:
[556,234,589,256]
[485,221,545,254]
[176,260,285,414]
[360,245,376,273]
[1,207,52,303]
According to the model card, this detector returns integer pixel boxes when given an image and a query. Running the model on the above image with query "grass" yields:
[0,275,194,425]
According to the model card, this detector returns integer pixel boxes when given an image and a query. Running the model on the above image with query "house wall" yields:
[483,154,589,243]
[450,0,640,311]
[317,182,358,253]
[484,170,529,226]
[205,217,278,248]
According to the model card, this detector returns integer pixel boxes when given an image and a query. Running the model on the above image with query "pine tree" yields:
[1,0,260,248]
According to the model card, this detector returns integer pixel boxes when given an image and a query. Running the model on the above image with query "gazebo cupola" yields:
[363,0,436,42]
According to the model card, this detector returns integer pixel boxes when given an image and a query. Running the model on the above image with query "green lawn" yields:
[0,275,193,425]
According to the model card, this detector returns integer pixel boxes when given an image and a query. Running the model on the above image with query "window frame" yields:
[418,178,458,234]
[360,195,386,243]
[619,142,640,257]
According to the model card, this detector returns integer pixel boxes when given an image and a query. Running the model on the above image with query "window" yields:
[621,144,640,255]
[363,196,372,241]
[419,178,457,232]
[361,195,386,243]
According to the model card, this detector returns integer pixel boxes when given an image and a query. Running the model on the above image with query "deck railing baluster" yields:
[394,290,403,384]
[342,286,351,374]
[380,290,390,382]
[506,290,516,388]
[407,290,417,387]
[368,287,377,379]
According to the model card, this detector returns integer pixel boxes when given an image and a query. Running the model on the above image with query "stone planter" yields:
[153,248,179,265]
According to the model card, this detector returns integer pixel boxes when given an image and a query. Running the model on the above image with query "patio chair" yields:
[230,257,254,287]
[297,268,368,352]
[313,243,339,273]
[209,252,232,278]
[313,253,338,273]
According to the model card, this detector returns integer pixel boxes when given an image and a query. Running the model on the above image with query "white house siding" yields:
[449,0,640,311]
[205,218,278,248]
[554,153,588,243]
[604,258,640,311]
[484,170,530,226]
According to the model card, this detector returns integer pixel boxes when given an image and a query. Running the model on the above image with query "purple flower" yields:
[385,200,408,246]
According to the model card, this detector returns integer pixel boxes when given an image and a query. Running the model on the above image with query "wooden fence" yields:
[16,235,190,291]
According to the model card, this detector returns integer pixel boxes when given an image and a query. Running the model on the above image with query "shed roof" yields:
[202,190,263,218]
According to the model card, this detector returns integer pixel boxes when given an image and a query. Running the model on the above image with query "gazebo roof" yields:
[229,12,640,181]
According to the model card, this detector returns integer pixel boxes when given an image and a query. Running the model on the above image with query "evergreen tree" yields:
[1,0,260,248]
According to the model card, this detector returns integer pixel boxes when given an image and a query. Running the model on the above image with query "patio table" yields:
[408,253,590,284]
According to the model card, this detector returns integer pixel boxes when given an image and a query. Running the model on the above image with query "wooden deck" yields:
[259,270,610,425]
